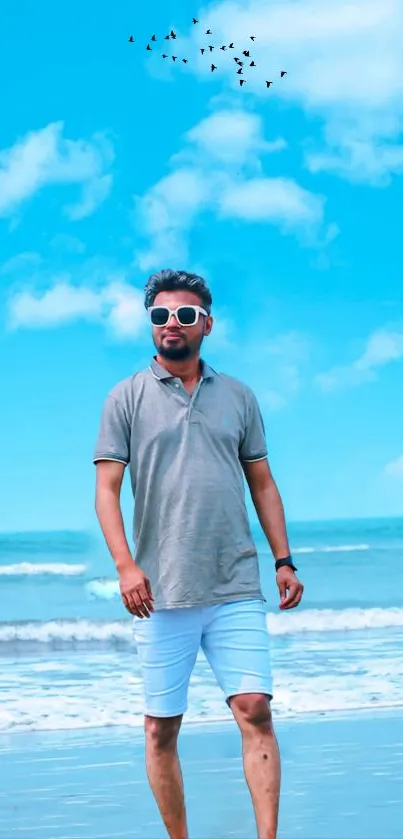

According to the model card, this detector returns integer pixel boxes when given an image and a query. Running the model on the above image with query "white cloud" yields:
[218,176,323,228]
[260,390,287,412]
[306,135,403,185]
[5,271,233,347]
[66,174,113,220]
[135,168,210,270]
[7,278,146,339]
[101,282,146,338]
[0,252,42,275]
[8,282,102,328]
[243,330,311,410]
[186,0,403,184]
[0,122,114,220]
[385,456,403,478]
[183,109,286,165]
[134,108,325,269]
[315,328,403,391]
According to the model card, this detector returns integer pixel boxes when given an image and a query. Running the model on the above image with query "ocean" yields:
[1,518,403,734]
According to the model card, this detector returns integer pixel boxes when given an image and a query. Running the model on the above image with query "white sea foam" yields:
[0,619,129,645]
[0,562,86,577]
[266,607,403,635]
[293,544,370,555]
[1,607,403,647]
[1,644,402,732]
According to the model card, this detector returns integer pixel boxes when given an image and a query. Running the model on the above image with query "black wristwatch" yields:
[275,555,298,573]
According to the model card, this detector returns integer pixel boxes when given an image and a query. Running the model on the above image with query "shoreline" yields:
[2,703,403,742]
[1,709,402,838]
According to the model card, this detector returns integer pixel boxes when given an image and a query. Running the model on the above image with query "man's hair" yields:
[144,269,213,314]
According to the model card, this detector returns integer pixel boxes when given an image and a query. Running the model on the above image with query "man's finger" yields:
[140,585,154,613]
[280,584,303,610]
[145,578,154,601]
[277,581,287,601]
[122,593,142,617]
[131,589,148,617]
[280,583,298,605]
[132,589,153,618]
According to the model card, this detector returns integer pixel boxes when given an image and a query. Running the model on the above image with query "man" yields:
[93,269,304,839]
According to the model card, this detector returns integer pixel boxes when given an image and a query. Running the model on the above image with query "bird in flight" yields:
[128,25,283,92]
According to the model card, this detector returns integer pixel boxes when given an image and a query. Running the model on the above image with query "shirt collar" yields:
[149,357,216,381]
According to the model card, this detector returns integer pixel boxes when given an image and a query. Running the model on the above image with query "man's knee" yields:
[144,714,182,750]
[230,693,273,730]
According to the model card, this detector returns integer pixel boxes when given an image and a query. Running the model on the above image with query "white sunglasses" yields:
[147,305,208,327]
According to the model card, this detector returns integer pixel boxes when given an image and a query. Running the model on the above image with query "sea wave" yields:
[293,544,370,554]
[0,562,87,577]
[1,646,403,732]
[1,607,403,647]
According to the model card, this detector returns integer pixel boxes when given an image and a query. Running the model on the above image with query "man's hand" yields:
[119,565,154,618]
[276,567,304,610]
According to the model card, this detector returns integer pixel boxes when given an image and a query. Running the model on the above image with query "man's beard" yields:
[156,334,203,361]
[157,342,192,361]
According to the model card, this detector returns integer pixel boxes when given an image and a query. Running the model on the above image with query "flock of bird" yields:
[128,18,287,89]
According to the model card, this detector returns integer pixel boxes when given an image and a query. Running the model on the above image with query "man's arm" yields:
[93,390,153,617]
[239,386,303,609]
[95,460,134,574]
[242,458,290,561]
[243,457,304,610]
[95,460,153,617]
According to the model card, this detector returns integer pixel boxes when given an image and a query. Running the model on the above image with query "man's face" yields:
[150,290,213,361]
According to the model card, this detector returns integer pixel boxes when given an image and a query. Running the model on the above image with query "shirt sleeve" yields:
[239,388,268,463]
[93,395,131,465]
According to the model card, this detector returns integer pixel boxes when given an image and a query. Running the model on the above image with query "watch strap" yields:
[275,556,298,573]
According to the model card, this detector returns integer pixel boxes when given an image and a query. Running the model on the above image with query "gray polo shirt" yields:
[93,358,267,610]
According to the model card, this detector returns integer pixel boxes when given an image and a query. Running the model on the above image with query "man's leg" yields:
[230,693,280,839]
[133,609,201,839]
[144,714,188,839]
[201,599,279,839]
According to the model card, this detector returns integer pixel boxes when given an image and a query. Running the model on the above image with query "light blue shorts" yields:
[133,598,273,718]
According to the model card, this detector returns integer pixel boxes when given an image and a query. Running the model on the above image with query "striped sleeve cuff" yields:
[93,454,129,465]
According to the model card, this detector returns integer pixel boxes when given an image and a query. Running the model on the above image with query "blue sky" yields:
[1,0,403,532]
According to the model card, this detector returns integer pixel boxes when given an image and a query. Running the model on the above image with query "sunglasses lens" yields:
[150,307,169,326]
[177,306,197,325]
